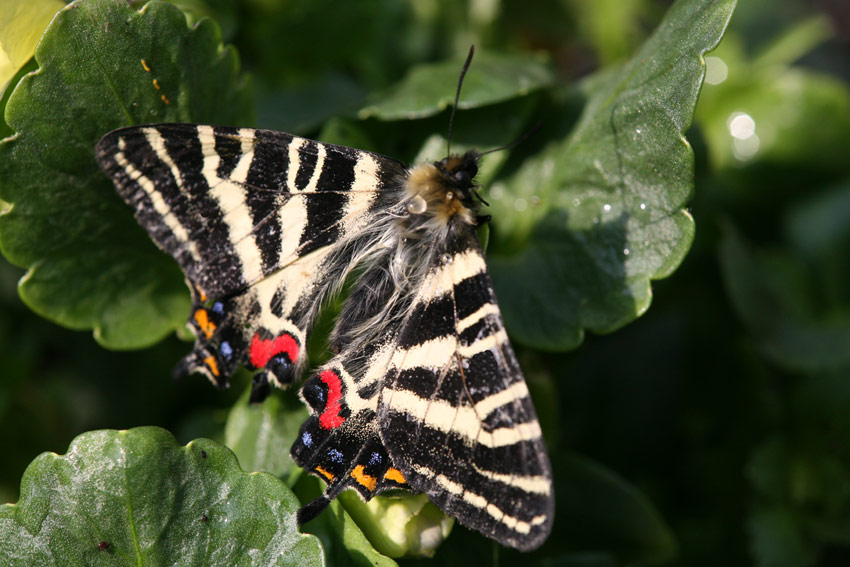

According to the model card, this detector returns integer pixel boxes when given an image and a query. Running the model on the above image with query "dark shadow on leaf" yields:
[489,208,633,352]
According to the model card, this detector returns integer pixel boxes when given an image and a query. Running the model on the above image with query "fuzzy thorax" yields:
[403,153,481,229]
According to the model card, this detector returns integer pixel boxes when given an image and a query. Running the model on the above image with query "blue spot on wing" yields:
[328,449,343,463]
[302,431,313,448]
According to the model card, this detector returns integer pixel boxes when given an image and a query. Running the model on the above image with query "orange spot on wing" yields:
[161,94,171,105]
[315,466,335,482]
[152,78,161,90]
[141,59,151,72]
[194,309,216,338]
[384,468,406,484]
[351,465,377,492]
[203,355,219,377]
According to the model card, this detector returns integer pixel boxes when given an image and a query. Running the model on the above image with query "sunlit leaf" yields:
[0,427,323,566]
[488,0,737,350]
[0,0,252,349]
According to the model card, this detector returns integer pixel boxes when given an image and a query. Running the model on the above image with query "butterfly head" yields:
[436,150,480,190]
[404,150,482,228]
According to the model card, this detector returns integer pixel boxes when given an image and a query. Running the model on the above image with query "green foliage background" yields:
[1,0,849,565]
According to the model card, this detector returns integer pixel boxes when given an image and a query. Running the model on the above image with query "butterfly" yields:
[95,46,553,551]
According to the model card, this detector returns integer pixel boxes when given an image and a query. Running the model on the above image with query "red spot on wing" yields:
[318,369,345,429]
[249,332,300,369]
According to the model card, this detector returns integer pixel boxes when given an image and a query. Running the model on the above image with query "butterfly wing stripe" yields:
[300,141,326,192]
[276,197,309,268]
[197,125,222,186]
[411,464,548,535]
[415,249,487,301]
[470,464,552,495]
[235,128,286,275]
[219,128,255,183]
[199,126,271,286]
[350,152,382,193]
[456,303,500,333]
[294,139,319,190]
[390,336,456,370]
[208,177,265,284]
[458,328,509,358]
[209,125,243,177]
[113,137,202,266]
[142,127,196,205]
[389,327,508,370]
[382,388,541,448]
[473,381,530,418]
[285,137,306,190]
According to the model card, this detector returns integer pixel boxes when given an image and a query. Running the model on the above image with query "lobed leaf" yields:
[0,0,253,349]
[488,0,736,350]
[0,427,323,566]
[225,387,309,485]
[358,50,555,120]
[0,0,64,90]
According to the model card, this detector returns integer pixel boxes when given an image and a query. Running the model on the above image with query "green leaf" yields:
[752,14,832,68]
[784,180,850,260]
[224,386,308,484]
[565,0,652,65]
[295,476,398,567]
[718,222,850,372]
[487,0,736,350]
[0,0,253,349]
[748,508,817,567]
[695,34,850,177]
[337,491,453,558]
[0,0,64,90]
[555,454,677,565]
[0,57,36,139]
[0,427,323,566]
[358,49,555,120]
[745,377,850,563]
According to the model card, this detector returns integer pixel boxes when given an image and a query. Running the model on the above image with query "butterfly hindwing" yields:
[378,235,554,551]
[290,228,554,549]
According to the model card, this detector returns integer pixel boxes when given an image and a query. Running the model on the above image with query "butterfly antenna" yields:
[446,45,476,157]
[480,121,542,156]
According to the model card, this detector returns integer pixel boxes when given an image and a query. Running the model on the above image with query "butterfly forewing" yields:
[378,235,553,551]
[95,123,405,391]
